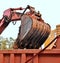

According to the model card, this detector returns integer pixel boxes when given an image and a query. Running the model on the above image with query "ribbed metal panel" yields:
[0,49,60,63]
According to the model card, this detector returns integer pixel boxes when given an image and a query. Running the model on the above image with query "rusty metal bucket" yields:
[15,15,51,49]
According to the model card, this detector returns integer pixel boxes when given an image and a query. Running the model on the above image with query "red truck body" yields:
[0,49,60,63]
[0,35,60,63]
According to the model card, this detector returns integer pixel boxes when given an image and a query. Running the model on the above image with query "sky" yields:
[0,0,60,39]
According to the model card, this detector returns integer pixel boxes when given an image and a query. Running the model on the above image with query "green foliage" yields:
[0,36,15,50]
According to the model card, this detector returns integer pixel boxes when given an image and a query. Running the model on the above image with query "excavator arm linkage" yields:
[0,5,36,34]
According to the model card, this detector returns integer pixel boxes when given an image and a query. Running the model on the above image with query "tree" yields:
[0,36,15,50]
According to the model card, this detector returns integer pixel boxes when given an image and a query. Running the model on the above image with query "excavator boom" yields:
[0,11,21,34]
[0,5,35,34]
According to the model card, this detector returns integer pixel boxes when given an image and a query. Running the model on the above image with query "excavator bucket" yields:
[15,14,51,49]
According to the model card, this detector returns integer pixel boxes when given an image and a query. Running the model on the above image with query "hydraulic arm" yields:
[0,5,36,34]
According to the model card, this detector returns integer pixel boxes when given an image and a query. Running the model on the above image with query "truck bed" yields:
[0,49,60,63]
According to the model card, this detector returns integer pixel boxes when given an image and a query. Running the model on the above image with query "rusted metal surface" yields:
[15,15,51,49]
[0,49,60,63]
[0,5,51,49]
[56,24,60,36]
